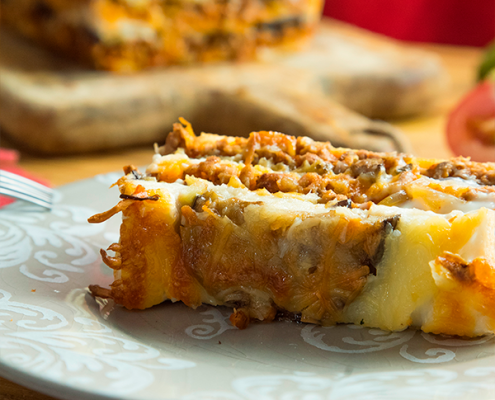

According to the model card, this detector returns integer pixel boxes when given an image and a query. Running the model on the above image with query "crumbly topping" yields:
[152,121,495,211]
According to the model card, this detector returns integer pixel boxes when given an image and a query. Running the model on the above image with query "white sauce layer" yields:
[127,175,470,224]
[399,177,495,214]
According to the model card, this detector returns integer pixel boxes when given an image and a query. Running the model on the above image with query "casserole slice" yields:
[89,124,495,336]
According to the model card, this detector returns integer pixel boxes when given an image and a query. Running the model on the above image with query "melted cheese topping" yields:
[146,152,495,216]
[89,125,495,336]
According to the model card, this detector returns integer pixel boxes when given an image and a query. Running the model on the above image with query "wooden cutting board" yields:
[0,19,446,156]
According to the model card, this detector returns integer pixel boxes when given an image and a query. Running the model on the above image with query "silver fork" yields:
[0,169,53,210]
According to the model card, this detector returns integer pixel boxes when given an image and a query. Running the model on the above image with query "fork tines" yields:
[0,169,53,210]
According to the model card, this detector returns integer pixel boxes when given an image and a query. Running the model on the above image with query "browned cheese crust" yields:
[154,122,495,207]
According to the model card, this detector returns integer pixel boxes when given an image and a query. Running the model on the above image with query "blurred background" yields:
[324,0,495,46]
[1,0,494,187]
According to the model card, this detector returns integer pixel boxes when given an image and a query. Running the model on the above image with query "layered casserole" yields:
[89,122,495,336]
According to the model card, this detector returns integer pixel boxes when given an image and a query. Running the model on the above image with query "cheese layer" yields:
[90,174,495,336]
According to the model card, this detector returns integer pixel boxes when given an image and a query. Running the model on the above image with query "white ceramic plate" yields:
[1,173,495,400]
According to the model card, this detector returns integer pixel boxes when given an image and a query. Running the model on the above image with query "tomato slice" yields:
[446,80,495,162]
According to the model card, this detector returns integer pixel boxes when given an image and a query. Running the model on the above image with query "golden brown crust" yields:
[100,248,123,270]
[87,199,134,223]
[229,308,251,329]
[88,284,113,299]
[151,121,495,213]
[162,121,495,186]
[425,251,495,336]
[153,154,494,211]
[426,160,495,185]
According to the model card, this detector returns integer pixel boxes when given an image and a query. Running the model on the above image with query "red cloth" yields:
[0,148,51,207]
[323,0,495,47]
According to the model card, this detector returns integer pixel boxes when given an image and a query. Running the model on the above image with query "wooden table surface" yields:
[0,20,484,400]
